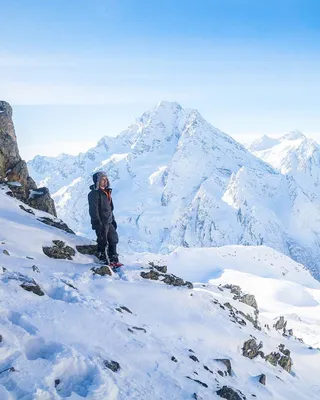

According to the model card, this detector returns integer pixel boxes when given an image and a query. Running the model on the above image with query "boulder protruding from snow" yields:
[38,216,74,233]
[216,386,245,399]
[242,338,264,359]
[91,265,112,276]
[43,240,76,260]
[141,267,193,289]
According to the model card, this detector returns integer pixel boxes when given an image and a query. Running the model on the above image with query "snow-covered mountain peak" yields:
[280,130,306,142]
[247,135,280,152]
[28,102,320,279]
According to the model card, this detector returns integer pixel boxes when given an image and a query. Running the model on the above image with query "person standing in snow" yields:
[88,171,121,266]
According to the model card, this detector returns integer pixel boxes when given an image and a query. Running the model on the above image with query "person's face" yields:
[99,177,107,188]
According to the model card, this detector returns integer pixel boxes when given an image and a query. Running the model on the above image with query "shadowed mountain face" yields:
[0,101,56,216]
[28,101,320,279]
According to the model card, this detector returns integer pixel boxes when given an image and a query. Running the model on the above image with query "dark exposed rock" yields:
[26,256,34,260]
[63,281,78,290]
[103,360,120,372]
[127,328,134,333]
[43,240,76,260]
[273,316,287,331]
[218,370,224,377]
[0,334,2,343]
[171,356,178,363]
[91,265,112,276]
[149,261,168,274]
[19,204,35,214]
[76,244,98,255]
[189,355,199,362]
[265,352,281,366]
[20,281,45,296]
[258,374,266,385]
[239,294,258,310]
[216,386,244,399]
[0,101,56,215]
[0,367,16,375]
[223,284,242,296]
[141,269,193,289]
[186,376,208,388]
[242,338,263,359]
[215,359,232,376]
[238,310,260,330]
[3,249,9,256]
[119,306,132,314]
[203,365,213,374]
[192,394,203,400]
[38,217,74,234]
[278,344,291,357]
[265,349,293,372]
[54,379,61,387]
[29,187,57,217]
[141,270,160,280]
[32,265,40,273]
[132,326,147,333]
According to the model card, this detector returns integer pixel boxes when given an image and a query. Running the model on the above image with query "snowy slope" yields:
[0,186,320,400]
[28,102,320,279]
[1,185,320,399]
[247,131,320,202]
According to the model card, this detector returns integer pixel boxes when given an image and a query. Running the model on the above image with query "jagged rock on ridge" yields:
[273,316,287,331]
[0,101,56,216]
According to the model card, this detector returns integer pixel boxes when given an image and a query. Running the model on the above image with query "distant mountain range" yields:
[28,101,320,279]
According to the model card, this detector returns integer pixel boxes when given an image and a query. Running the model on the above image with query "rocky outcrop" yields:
[76,245,98,255]
[43,240,76,260]
[216,386,245,399]
[0,101,56,216]
[29,188,57,217]
[140,263,193,288]
[103,360,120,372]
[242,338,264,359]
[38,216,74,234]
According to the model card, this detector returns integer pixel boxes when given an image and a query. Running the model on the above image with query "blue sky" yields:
[1,0,320,159]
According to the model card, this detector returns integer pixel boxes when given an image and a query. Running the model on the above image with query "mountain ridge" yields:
[28,101,320,279]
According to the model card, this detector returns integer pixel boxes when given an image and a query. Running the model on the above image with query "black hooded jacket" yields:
[88,184,115,230]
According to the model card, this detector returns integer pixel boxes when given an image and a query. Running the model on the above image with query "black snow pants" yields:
[95,223,119,262]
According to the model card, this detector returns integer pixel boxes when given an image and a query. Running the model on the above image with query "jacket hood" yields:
[92,171,108,191]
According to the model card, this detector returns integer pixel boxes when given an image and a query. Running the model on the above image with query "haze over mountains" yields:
[28,101,320,279]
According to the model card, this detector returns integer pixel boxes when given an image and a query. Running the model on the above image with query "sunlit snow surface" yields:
[1,187,320,399]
